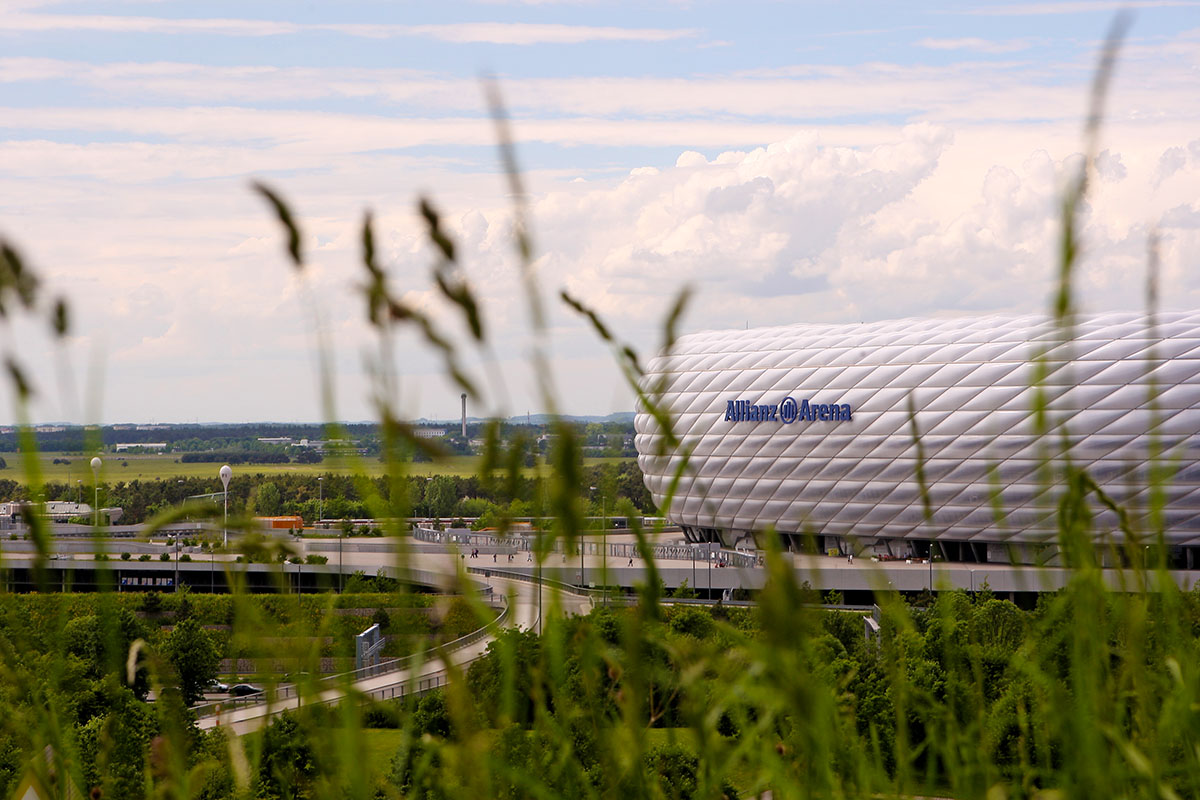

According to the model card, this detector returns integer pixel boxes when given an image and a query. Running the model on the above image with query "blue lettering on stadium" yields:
[724,396,852,424]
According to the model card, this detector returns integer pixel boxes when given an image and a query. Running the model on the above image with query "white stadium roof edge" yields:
[634,311,1200,561]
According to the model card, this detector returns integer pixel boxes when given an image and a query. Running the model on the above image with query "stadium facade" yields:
[634,312,1200,564]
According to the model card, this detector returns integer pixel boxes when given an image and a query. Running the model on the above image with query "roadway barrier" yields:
[412,526,763,569]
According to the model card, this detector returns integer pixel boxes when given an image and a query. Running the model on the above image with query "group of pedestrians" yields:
[465,548,521,563]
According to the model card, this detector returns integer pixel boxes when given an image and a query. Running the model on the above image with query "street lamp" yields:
[219,464,232,549]
[90,457,101,527]
[537,527,543,635]
[928,542,936,593]
[590,486,608,605]
[708,541,712,599]
[317,477,323,525]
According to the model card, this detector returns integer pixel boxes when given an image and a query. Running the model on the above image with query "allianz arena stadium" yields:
[634,312,1200,565]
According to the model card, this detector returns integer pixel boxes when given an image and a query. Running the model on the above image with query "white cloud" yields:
[1095,148,1127,181]
[4,116,1200,423]
[1156,145,1187,183]
[917,37,1033,53]
[5,50,1198,133]
[965,1,1200,15]
[0,11,698,44]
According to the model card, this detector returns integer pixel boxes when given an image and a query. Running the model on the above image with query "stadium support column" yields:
[461,393,467,438]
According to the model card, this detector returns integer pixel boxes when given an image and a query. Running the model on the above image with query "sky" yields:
[1,0,1198,425]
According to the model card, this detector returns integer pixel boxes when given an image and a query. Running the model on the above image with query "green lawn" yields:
[0,452,634,485]
[362,728,405,783]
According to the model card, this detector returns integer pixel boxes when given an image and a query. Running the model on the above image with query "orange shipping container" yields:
[256,515,304,530]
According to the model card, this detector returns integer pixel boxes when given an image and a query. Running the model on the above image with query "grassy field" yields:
[359,727,753,793]
[0,452,635,485]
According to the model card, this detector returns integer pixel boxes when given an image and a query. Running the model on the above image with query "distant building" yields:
[414,428,447,439]
[114,442,167,451]
[637,312,1200,562]
[258,437,293,445]
[0,500,124,526]
[296,438,365,454]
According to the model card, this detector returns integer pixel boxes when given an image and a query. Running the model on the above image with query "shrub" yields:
[120,552,131,561]
[159,553,170,562]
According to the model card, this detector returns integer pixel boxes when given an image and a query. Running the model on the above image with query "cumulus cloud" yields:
[1095,148,1127,181]
[1156,146,1188,183]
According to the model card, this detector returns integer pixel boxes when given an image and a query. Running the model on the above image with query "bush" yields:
[138,554,151,562]
[120,552,131,561]
[179,554,191,562]
[159,553,170,562]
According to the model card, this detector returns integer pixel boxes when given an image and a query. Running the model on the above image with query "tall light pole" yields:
[590,486,608,606]
[707,541,712,600]
[317,477,323,525]
[537,527,543,635]
[220,464,232,549]
[339,520,346,593]
[929,544,934,592]
[89,457,101,527]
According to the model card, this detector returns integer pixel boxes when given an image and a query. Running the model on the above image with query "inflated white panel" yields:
[635,312,1200,545]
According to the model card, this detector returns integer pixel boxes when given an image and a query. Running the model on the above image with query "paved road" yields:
[196,566,591,734]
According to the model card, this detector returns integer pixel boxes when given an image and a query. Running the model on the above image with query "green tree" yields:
[413,690,452,739]
[256,711,316,799]
[440,596,483,641]
[162,616,219,706]
[425,476,457,518]
[256,480,283,516]
[76,680,158,800]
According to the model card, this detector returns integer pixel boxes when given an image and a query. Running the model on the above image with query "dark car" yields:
[229,683,263,697]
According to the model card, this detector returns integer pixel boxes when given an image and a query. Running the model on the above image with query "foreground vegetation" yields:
[5,575,1197,799]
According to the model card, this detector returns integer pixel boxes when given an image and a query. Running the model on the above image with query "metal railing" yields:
[412,525,763,569]
[193,593,508,718]
[465,566,593,598]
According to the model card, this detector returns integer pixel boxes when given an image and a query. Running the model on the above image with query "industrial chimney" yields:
[460,393,467,438]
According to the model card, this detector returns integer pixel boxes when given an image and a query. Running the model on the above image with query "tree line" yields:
[1,460,654,525]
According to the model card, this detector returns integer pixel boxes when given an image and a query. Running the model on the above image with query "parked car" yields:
[229,683,263,697]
